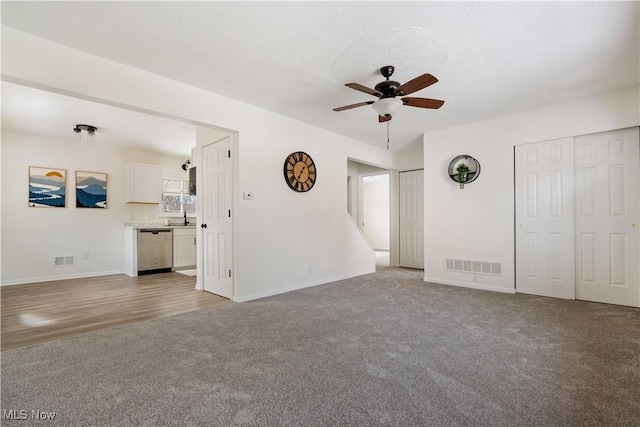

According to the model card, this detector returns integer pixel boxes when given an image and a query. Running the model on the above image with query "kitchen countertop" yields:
[124,223,197,230]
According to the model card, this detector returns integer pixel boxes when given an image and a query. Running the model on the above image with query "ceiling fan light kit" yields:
[372,97,402,117]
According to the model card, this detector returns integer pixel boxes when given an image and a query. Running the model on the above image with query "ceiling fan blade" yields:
[333,101,375,112]
[378,115,392,123]
[402,97,445,109]
[345,83,383,97]
[396,74,438,96]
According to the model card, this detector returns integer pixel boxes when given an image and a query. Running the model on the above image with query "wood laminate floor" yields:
[1,273,229,351]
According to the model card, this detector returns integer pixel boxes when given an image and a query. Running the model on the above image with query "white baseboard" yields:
[233,270,374,303]
[423,276,516,294]
[1,270,124,287]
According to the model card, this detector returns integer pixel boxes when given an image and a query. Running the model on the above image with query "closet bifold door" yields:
[515,137,576,299]
[399,169,424,269]
[574,127,640,307]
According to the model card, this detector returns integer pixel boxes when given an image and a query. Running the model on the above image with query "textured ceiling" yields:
[1,1,638,153]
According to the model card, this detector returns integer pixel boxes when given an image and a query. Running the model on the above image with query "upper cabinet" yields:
[125,162,163,204]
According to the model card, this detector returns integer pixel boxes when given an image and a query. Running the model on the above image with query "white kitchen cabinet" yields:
[173,227,197,268]
[126,162,163,203]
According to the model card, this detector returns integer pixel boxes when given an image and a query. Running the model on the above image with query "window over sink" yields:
[162,178,196,216]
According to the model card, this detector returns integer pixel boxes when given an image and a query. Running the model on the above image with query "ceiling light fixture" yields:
[73,124,97,144]
[372,97,402,117]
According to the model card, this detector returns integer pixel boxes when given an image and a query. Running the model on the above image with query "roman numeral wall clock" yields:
[284,151,316,192]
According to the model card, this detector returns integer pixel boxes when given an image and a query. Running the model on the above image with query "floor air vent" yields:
[54,255,75,267]
[445,258,502,276]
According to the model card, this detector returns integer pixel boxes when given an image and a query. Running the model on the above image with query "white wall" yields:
[362,175,390,250]
[1,27,394,300]
[1,130,185,284]
[194,108,385,301]
[422,86,640,293]
[346,160,359,223]
[395,138,424,172]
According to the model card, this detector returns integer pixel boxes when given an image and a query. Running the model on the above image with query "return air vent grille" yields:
[54,255,75,267]
[444,258,502,276]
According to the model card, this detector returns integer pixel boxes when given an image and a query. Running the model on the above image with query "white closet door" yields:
[399,170,424,269]
[515,138,575,299]
[575,127,640,307]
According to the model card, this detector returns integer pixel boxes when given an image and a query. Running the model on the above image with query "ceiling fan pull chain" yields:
[387,121,390,150]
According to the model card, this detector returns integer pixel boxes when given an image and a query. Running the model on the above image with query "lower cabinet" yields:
[173,228,196,269]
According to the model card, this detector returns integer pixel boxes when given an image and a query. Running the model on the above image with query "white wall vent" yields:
[444,258,503,276]
[54,255,75,267]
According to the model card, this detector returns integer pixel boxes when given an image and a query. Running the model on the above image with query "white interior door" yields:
[515,138,575,299]
[399,170,424,269]
[575,127,639,307]
[202,138,233,299]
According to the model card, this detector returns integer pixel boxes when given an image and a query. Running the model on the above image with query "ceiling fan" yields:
[333,65,444,122]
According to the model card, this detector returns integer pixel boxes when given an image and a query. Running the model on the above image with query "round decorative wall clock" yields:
[284,151,316,192]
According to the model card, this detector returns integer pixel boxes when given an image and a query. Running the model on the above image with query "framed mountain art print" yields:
[28,166,66,208]
[76,171,107,209]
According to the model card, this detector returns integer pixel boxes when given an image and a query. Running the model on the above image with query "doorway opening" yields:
[362,174,390,267]
[347,158,392,268]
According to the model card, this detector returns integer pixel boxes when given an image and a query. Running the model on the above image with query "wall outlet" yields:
[472,274,478,283]
[308,265,313,275]
[83,252,90,260]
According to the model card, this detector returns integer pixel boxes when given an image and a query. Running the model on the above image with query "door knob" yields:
[201,223,207,229]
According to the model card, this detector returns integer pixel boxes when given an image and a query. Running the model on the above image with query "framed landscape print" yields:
[29,167,66,207]
[76,171,107,208]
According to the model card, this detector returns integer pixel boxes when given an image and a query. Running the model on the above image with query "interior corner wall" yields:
[422,86,640,293]
[394,138,424,172]
[1,27,394,299]
[0,130,185,285]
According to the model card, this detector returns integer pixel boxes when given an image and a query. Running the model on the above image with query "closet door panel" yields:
[515,138,575,299]
[575,127,639,307]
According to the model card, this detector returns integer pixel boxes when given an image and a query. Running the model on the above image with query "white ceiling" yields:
[1,1,638,154]
[1,82,197,157]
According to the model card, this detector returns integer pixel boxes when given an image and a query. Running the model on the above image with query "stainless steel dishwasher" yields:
[137,229,173,274]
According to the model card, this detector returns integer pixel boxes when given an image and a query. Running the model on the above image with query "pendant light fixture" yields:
[73,124,97,144]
